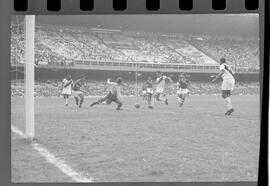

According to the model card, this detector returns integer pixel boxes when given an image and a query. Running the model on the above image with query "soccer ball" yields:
[135,103,140,108]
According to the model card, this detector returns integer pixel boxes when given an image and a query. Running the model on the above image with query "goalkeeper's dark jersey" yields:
[73,81,83,91]
[177,79,189,89]
[146,80,153,88]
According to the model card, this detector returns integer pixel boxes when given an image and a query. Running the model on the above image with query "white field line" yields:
[11,125,93,183]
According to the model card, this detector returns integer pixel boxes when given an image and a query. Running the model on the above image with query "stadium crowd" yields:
[11,24,259,72]
[188,36,259,72]
[11,80,259,97]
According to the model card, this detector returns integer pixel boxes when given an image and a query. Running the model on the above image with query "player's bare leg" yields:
[78,94,84,108]
[177,94,185,107]
[90,94,110,107]
[222,90,234,115]
[142,92,147,101]
[64,95,70,106]
[155,93,168,105]
[115,99,123,110]
[74,96,79,106]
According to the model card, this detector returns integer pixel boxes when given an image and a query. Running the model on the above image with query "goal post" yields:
[24,15,35,139]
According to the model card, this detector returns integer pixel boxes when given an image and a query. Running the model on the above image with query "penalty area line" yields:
[11,125,93,182]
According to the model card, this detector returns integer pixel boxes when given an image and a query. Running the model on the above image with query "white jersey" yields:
[156,75,167,93]
[62,78,73,95]
[220,64,235,80]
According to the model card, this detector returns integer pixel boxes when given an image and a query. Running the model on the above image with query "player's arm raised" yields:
[107,78,117,85]
[167,76,174,83]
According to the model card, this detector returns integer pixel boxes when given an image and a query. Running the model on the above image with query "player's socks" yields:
[65,98,69,106]
[165,98,168,105]
[90,102,99,107]
[226,108,234,116]
[181,98,185,106]
[224,97,233,110]
[78,97,84,108]
[116,103,123,110]
[75,97,79,105]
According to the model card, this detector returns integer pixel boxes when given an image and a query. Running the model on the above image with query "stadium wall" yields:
[11,66,259,82]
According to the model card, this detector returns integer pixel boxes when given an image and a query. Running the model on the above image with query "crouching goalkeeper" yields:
[90,77,125,110]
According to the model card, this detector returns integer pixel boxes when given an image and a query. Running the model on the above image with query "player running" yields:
[72,75,87,108]
[90,77,124,110]
[61,74,73,106]
[145,76,154,109]
[212,58,235,115]
[176,73,190,107]
[154,71,173,105]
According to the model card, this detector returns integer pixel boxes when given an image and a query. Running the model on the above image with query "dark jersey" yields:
[177,79,188,89]
[146,80,153,88]
[73,81,83,91]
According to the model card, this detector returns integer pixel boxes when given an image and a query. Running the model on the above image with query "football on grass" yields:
[135,103,140,108]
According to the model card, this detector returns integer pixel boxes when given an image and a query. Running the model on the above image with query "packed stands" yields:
[11,24,259,72]
[188,36,259,71]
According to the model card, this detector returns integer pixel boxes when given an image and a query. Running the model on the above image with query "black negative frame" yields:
[0,0,268,186]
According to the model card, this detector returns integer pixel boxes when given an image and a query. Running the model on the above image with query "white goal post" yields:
[24,15,35,139]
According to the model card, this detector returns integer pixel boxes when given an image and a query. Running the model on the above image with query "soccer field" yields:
[11,95,260,182]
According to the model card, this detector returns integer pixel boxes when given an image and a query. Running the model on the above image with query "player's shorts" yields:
[155,88,164,94]
[61,89,72,96]
[106,92,120,104]
[146,88,154,94]
[221,78,235,91]
[72,90,83,97]
[177,88,189,95]
[154,90,165,100]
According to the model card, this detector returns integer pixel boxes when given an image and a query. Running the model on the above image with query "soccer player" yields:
[176,73,190,107]
[61,74,73,106]
[154,71,173,105]
[72,75,86,108]
[141,85,147,101]
[212,58,235,115]
[145,76,154,108]
[90,77,124,110]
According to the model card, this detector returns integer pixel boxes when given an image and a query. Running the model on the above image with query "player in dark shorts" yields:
[72,75,86,108]
[176,74,190,107]
[90,77,124,110]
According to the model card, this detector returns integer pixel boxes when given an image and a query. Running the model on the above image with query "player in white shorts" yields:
[154,71,173,106]
[176,73,190,107]
[61,74,73,106]
[145,76,154,108]
[212,58,235,115]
